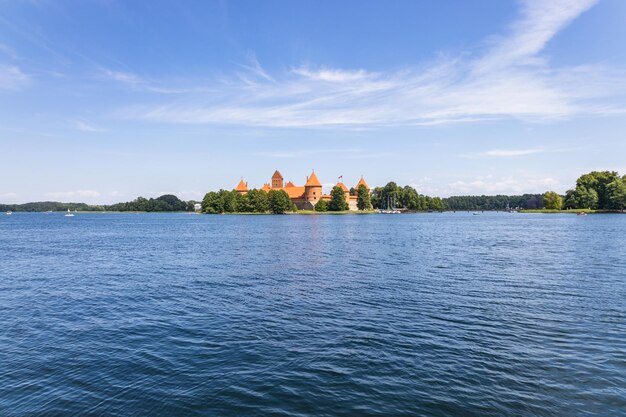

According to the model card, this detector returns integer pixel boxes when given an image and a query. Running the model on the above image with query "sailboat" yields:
[65,208,74,217]
[380,195,401,214]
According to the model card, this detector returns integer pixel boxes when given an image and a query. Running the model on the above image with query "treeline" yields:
[5,171,624,214]
[107,194,194,212]
[562,171,626,210]
[442,194,543,211]
[370,182,445,211]
[1,195,197,212]
[0,201,105,212]
[202,189,295,214]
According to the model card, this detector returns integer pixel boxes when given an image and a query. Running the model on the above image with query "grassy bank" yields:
[517,209,624,214]
[293,210,377,215]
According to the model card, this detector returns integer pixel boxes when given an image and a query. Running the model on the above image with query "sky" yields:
[1,0,626,204]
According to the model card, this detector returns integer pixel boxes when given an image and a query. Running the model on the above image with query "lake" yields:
[0,212,624,416]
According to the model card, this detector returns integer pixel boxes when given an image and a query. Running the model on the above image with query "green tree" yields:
[329,185,348,211]
[575,171,619,209]
[201,191,223,213]
[564,186,598,209]
[542,191,563,210]
[356,184,372,210]
[220,190,238,213]
[268,189,292,214]
[606,177,626,211]
[314,199,328,212]
[400,186,419,210]
[428,197,445,211]
[245,189,269,213]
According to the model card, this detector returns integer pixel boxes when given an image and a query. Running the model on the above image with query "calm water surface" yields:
[1,212,625,416]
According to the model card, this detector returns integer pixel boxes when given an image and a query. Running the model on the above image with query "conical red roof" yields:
[356,176,369,190]
[272,170,283,179]
[235,179,248,191]
[304,171,322,187]
[336,182,349,192]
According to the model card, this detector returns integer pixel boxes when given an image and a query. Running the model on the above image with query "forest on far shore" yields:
[2,171,625,213]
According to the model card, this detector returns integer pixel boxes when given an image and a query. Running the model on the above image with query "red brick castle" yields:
[234,170,370,210]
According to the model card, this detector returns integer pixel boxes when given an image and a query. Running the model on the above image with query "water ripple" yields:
[0,212,625,416]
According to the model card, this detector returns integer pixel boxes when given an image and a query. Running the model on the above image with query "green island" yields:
[2,170,625,214]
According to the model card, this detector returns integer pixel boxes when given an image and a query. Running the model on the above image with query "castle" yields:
[234,170,370,211]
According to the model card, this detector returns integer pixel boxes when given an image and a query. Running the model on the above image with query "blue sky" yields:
[1,0,626,204]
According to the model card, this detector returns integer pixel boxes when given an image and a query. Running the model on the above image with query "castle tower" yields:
[304,170,323,208]
[235,178,248,194]
[336,181,350,201]
[271,170,284,189]
[355,176,370,192]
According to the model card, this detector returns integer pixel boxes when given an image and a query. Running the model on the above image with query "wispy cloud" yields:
[0,65,30,90]
[74,119,107,133]
[102,68,141,84]
[447,175,560,195]
[114,0,624,129]
[100,67,216,94]
[253,148,387,159]
[482,148,544,157]
[463,145,585,159]
[239,53,275,82]
[47,190,101,199]
[0,43,18,59]
[292,67,370,82]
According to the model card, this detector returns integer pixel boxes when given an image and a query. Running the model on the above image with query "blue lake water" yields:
[1,212,625,416]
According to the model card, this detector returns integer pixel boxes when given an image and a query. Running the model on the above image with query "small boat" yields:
[577,212,587,216]
[5,211,12,216]
[379,195,401,214]
[65,209,74,217]
[473,212,480,215]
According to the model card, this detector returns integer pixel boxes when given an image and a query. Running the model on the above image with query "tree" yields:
[220,190,238,213]
[201,191,223,214]
[428,197,445,211]
[575,171,619,209]
[268,189,292,214]
[245,189,269,213]
[400,186,419,210]
[329,185,348,211]
[607,177,626,211]
[356,184,372,210]
[542,191,563,210]
[314,199,328,212]
[564,186,598,209]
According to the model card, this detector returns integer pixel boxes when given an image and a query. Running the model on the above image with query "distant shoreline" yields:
[5,209,624,215]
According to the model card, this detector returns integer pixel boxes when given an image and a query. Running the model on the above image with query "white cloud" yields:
[74,119,106,132]
[100,67,214,94]
[114,0,625,128]
[239,53,275,82]
[47,190,101,199]
[482,148,544,157]
[0,43,18,59]
[0,65,30,90]
[102,68,141,85]
[475,0,598,72]
[292,67,370,82]
[144,191,203,200]
[447,176,560,195]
